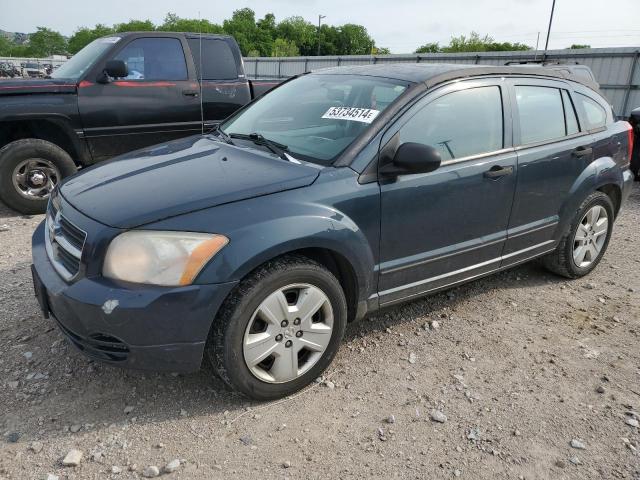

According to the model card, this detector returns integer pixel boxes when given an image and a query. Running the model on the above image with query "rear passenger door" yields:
[186,37,252,128]
[78,36,202,161]
[378,79,518,306]
[503,78,594,267]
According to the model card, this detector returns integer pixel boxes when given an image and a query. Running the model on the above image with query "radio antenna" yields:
[198,11,204,135]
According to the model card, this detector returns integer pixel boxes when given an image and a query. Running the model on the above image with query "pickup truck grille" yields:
[45,201,86,281]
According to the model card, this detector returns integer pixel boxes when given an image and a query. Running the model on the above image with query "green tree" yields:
[0,35,13,56]
[337,24,375,55]
[222,8,258,55]
[415,42,441,53]
[68,24,114,54]
[271,38,299,57]
[157,13,224,34]
[486,41,531,51]
[275,16,317,55]
[373,47,391,55]
[27,27,67,57]
[568,44,591,49]
[443,32,493,52]
[254,13,276,56]
[113,19,155,33]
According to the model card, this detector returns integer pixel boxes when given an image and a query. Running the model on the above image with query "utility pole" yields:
[317,14,326,56]
[544,0,556,53]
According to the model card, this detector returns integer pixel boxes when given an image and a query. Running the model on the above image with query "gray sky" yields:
[2,0,639,53]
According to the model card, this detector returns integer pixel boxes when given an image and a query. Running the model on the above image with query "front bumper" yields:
[32,222,237,372]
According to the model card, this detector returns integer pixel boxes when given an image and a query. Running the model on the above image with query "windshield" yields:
[52,36,121,80]
[221,74,409,165]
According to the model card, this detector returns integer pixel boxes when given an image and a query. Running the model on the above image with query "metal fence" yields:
[244,47,640,117]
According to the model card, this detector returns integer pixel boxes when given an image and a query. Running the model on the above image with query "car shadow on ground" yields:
[344,260,567,342]
[0,200,31,220]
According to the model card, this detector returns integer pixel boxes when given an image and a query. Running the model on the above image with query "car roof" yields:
[313,63,600,91]
[116,31,234,41]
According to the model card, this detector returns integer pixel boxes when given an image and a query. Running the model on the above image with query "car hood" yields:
[0,78,76,96]
[60,135,321,229]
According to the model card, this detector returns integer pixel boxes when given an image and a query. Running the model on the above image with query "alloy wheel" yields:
[572,205,608,268]
[242,283,334,384]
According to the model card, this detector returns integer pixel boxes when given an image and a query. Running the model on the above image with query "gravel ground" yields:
[0,185,639,480]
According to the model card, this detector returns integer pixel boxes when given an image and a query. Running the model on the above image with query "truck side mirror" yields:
[97,60,128,83]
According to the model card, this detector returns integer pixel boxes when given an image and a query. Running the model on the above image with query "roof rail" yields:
[504,60,580,66]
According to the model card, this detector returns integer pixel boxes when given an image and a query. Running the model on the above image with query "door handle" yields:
[572,146,593,158]
[182,89,199,97]
[483,165,513,179]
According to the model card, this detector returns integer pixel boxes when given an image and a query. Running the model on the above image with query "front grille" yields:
[45,200,86,281]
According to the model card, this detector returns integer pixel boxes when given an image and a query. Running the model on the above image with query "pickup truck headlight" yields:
[103,231,228,286]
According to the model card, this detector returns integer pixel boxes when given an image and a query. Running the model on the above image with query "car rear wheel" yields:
[207,255,347,400]
[0,139,77,214]
[541,191,614,278]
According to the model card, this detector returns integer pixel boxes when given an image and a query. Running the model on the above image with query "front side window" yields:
[113,38,188,81]
[515,86,567,144]
[575,93,607,130]
[398,86,504,161]
[222,74,409,165]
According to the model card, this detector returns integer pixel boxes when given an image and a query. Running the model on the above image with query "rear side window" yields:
[113,37,188,81]
[399,86,503,161]
[575,93,607,130]
[188,39,238,80]
[561,90,580,135]
[515,86,567,144]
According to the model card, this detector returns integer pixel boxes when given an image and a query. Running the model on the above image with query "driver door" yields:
[78,35,202,161]
[378,79,518,306]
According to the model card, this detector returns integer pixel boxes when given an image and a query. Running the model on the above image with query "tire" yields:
[207,254,347,400]
[541,191,615,278]
[0,139,77,214]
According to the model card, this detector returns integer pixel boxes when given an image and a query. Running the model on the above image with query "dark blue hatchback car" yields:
[32,64,635,399]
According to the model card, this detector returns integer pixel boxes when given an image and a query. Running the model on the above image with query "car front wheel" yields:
[207,255,347,400]
[0,139,77,214]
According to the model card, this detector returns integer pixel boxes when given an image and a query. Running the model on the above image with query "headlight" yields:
[103,231,228,286]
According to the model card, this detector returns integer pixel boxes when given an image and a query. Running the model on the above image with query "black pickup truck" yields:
[0,32,281,213]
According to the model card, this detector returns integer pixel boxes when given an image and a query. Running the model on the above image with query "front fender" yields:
[558,155,623,233]
[202,202,375,302]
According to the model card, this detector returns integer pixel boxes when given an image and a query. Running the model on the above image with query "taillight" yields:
[625,121,634,165]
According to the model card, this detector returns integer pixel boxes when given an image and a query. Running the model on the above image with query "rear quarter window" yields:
[575,92,607,130]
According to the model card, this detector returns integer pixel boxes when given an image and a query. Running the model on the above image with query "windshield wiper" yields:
[229,132,290,161]
[210,124,234,145]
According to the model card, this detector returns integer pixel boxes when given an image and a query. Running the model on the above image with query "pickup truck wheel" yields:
[0,139,76,214]
[207,255,347,400]
[541,191,614,278]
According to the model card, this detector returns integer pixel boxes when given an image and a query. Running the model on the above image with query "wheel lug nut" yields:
[281,320,288,327]
[285,340,293,348]
[296,331,303,338]
[293,318,301,325]
[275,334,283,342]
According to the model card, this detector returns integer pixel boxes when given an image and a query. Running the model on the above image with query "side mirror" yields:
[97,60,128,83]
[381,142,442,176]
